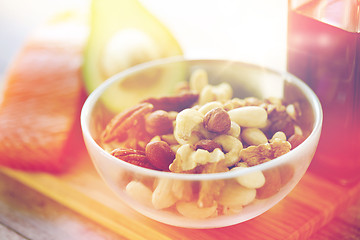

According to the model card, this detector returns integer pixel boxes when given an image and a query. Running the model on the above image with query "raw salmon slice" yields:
[0,13,89,173]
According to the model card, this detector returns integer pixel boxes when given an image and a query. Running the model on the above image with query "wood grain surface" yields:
[0,148,359,240]
[0,171,124,240]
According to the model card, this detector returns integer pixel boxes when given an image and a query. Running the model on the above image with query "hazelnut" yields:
[145,110,173,136]
[145,141,175,171]
[194,139,222,152]
[203,107,231,134]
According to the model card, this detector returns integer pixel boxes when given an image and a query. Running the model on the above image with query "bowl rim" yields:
[81,56,323,181]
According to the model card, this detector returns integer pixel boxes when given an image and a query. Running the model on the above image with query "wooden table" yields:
[0,149,359,240]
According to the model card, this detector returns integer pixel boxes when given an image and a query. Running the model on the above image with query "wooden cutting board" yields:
[1,148,359,240]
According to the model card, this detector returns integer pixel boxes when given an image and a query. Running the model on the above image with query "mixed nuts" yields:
[100,68,305,219]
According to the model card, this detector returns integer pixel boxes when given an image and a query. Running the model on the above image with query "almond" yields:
[288,134,306,149]
[145,141,175,171]
[145,110,173,136]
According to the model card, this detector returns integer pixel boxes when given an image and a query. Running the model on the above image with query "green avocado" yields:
[83,0,185,112]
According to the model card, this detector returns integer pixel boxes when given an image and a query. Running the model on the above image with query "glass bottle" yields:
[287,0,360,184]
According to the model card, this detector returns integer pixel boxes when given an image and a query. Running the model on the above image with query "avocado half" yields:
[83,0,185,112]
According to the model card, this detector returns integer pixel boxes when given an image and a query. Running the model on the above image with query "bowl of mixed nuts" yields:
[81,57,322,228]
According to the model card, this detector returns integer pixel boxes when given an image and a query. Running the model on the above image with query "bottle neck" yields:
[290,0,360,33]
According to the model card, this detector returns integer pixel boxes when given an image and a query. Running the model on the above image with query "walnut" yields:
[240,139,291,166]
[271,138,292,158]
[240,144,272,166]
[101,103,153,143]
[197,162,228,208]
[268,107,295,138]
[223,98,246,111]
[244,97,263,106]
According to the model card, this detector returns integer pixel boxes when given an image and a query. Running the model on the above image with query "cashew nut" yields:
[189,68,208,92]
[227,121,241,138]
[126,181,153,207]
[198,101,224,115]
[174,109,204,145]
[213,135,243,167]
[213,82,233,102]
[199,83,233,106]
[199,85,217,106]
[152,178,178,209]
[169,144,196,172]
[190,148,225,165]
[169,145,225,172]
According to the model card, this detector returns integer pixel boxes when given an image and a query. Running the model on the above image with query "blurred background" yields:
[0,0,287,76]
[0,0,88,75]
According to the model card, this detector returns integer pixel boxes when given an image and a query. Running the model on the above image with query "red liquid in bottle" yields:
[287,0,360,184]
